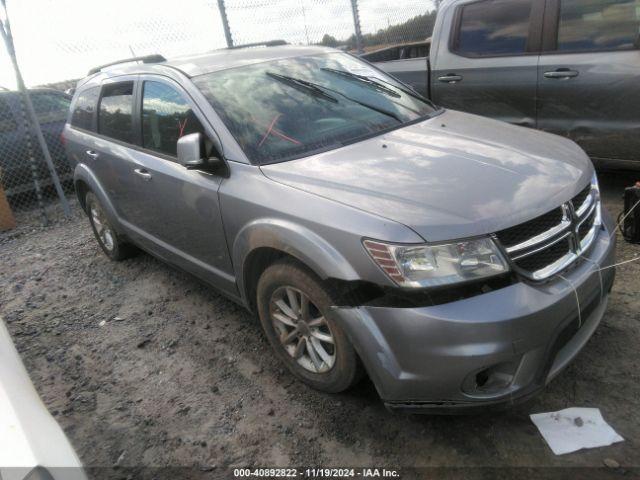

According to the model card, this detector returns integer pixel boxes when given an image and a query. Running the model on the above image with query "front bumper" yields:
[332,209,617,413]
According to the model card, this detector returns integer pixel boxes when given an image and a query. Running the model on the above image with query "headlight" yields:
[363,237,509,288]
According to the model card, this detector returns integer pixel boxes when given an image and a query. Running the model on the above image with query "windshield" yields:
[193,53,438,164]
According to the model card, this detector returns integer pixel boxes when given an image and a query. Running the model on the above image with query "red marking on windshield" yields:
[258,113,301,147]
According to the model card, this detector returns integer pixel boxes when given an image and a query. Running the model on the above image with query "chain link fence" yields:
[0,0,437,232]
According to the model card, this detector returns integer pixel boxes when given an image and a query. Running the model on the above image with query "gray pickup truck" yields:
[372,0,640,169]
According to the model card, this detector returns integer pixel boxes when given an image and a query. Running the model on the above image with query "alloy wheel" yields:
[90,203,115,252]
[269,286,336,373]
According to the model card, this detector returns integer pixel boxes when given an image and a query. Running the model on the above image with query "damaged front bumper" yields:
[331,211,617,413]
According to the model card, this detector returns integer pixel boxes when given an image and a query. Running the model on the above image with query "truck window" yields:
[0,97,17,133]
[98,82,134,144]
[453,0,533,57]
[141,81,206,157]
[557,0,640,52]
[71,87,99,131]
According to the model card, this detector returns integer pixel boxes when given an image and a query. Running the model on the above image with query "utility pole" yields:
[350,0,364,54]
[217,0,234,48]
[0,0,71,219]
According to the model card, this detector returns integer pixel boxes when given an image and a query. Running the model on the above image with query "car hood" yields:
[260,109,593,242]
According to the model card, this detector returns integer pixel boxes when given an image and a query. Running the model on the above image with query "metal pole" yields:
[350,0,363,54]
[217,0,234,48]
[0,0,71,217]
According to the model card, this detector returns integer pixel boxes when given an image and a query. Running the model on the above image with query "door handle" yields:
[438,74,463,84]
[86,150,99,159]
[134,168,152,181]
[544,69,579,79]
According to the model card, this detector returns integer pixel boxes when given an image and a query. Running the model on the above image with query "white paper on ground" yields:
[530,407,624,455]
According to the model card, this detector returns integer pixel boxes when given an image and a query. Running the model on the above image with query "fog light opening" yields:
[465,360,520,395]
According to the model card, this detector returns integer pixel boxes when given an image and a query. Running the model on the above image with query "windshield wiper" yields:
[266,72,338,103]
[267,71,403,123]
[320,67,401,98]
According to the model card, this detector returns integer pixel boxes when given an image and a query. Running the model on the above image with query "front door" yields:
[129,76,235,294]
[430,0,543,128]
[536,0,640,165]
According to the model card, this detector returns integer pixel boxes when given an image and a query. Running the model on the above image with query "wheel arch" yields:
[234,218,361,312]
[73,163,122,229]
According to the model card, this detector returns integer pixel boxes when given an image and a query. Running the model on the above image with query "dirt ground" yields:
[1,171,639,479]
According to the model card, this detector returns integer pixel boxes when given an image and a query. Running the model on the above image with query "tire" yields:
[257,259,362,393]
[85,192,137,261]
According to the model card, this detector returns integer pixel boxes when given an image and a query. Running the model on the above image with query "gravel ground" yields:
[1,171,639,479]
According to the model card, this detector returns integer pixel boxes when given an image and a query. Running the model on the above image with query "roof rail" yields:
[87,54,166,75]
[228,40,288,50]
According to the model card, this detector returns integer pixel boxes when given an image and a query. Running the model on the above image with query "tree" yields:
[320,34,339,48]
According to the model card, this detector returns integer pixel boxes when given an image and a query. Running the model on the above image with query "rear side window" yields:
[71,87,99,130]
[454,0,533,56]
[557,0,640,52]
[141,81,206,157]
[0,97,17,133]
[98,82,134,143]
[31,92,71,124]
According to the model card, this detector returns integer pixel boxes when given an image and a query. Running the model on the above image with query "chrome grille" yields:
[494,180,601,281]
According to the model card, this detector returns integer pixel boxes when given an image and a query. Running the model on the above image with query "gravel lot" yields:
[1,171,639,479]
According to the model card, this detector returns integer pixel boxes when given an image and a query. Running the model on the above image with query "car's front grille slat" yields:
[494,182,600,281]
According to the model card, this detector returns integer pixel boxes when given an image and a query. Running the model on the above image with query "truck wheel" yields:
[85,192,137,261]
[257,259,362,393]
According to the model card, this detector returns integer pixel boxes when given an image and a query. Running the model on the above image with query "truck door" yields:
[536,0,640,166]
[430,0,543,128]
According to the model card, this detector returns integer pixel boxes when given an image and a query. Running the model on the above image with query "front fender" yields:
[73,163,122,231]
[233,218,360,304]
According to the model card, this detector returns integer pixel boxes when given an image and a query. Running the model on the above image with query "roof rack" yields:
[88,54,166,75]
[228,40,288,50]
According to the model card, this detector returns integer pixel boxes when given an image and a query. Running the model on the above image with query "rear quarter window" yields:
[71,87,99,130]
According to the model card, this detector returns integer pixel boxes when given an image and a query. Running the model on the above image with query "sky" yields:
[0,0,435,90]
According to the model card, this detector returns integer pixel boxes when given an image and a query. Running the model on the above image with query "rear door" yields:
[430,0,543,128]
[536,0,640,165]
[91,77,141,224]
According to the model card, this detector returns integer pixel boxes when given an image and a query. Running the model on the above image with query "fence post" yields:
[350,0,364,54]
[217,0,234,48]
[0,0,71,218]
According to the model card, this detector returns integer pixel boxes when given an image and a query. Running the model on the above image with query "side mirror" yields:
[177,132,206,169]
[177,133,224,172]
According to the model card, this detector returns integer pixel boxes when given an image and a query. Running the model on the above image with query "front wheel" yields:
[256,260,362,393]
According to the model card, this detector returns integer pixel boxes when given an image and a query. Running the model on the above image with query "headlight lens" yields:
[363,237,509,288]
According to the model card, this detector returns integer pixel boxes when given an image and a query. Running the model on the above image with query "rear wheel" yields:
[86,192,137,261]
[257,260,362,393]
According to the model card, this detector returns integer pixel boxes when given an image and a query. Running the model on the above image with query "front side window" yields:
[454,0,533,56]
[557,0,640,52]
[98,82,134,143]
[31,92,71,124]
[0,97,17,133]
[71,87,99,131]
[141,81,205,157]
[194,53,437,164]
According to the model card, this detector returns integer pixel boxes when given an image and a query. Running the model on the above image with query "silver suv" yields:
[64,45,616,412]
